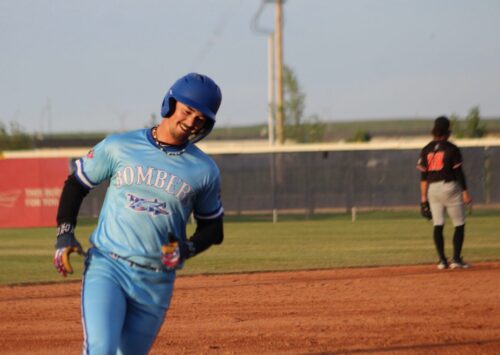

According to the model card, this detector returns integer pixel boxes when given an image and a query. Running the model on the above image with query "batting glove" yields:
[420,201,432,220]
[161,233,196,270]
[161,242,181,270]
[53,223,86,277]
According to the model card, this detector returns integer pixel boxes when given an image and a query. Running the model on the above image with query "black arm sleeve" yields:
[453,167,467,190]
[56,174,90,226]
[188,217,224,257]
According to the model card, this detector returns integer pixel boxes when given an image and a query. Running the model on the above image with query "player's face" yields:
[166,101,206,145]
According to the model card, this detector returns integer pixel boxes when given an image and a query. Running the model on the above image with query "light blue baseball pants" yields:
[81,248,175,355]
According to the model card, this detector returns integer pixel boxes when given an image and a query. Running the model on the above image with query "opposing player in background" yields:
[53,73,224,354]
[417,116,472,270]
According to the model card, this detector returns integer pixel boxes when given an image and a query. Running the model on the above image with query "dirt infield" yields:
[1,262,500,355]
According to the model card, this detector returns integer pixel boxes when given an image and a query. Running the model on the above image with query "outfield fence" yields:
[3,139,499,221]
[71,140,500,219]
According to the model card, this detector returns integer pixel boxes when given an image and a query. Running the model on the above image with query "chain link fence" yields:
[79,146,500,218]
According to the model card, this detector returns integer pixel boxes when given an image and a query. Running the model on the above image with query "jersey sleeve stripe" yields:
[452,162,463,169]
[194,206,224,220]
[74,159,97,189]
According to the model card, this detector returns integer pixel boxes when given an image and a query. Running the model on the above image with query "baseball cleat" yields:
[450,258,470,269]
[437,260,449,270]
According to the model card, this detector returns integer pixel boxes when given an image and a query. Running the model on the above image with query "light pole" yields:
[251,0,276,146]
[251,1,280,222]
[274,0,284,145]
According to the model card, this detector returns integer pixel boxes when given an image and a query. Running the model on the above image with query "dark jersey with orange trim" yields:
[416,140,463,183]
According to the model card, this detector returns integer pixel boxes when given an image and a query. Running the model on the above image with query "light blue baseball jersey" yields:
[73,128,223,268]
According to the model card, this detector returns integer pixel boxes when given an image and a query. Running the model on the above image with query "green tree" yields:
[450,114,463,138]
[283,65,305,142]
[282,65,324,142]
[464,106,485,138]
[347,129,372,142]
[451,106,486,139]
[0,121,33,150]
[0,121,10,150]
[302,114,326,143]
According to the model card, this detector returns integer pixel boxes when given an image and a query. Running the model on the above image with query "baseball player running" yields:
[417,116,472,270]
[53,73,224,354]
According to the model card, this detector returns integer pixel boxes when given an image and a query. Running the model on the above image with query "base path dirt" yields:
[1,262,500,355]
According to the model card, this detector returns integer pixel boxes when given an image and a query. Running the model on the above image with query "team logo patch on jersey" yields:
[86,149,95,159]
[126,193,169,216]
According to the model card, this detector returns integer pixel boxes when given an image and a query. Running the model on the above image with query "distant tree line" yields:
[0,122,33,150]
[347,106,488,142]
[0,99,492,151]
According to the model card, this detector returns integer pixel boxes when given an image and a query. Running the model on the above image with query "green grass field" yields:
[1,210,499,286]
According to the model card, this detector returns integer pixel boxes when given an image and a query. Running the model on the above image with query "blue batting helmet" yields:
[161,73,222,143]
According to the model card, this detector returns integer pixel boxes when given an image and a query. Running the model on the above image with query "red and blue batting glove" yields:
[161,233,196,270]
[53,223,86,277]
[161,242,181,270]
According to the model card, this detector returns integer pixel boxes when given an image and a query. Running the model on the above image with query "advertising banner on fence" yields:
[0,158,69,228]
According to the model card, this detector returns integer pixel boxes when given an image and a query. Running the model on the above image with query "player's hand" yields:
[463,190,473,215]
[463,190,472,205]
[161,242,181,270]
[53,224,86,277]
[161,233,197,270]
[420,201,432,220]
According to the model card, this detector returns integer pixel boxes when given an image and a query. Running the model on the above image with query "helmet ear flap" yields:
[189,118,215,144]
[161,98,177,118]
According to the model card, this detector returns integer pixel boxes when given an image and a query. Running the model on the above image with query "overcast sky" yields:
[1,0,499,134]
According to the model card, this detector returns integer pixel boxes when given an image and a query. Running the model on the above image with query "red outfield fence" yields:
[0,158,69,228]
[2,138,499,224]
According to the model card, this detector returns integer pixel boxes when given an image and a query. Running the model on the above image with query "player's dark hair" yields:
[432,116,451,137]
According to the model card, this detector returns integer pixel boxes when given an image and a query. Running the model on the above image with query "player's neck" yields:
[151,125,170,145]
[433,136,449,141]
[152,125,187,148]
